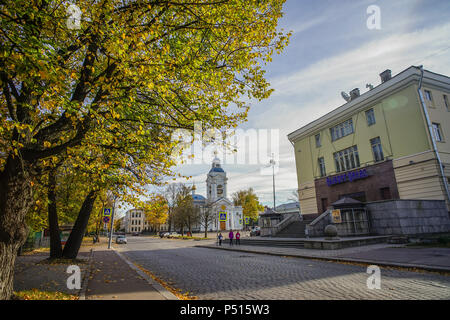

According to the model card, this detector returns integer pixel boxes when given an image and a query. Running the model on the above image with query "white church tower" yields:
[206,155,228,202]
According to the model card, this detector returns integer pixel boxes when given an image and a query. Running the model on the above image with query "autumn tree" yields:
[198,202,215,238]
[163,183,181,232]
[0,0,289,299]
[172,184,197,235]
[232,188,264,224]
[143,194,168,232]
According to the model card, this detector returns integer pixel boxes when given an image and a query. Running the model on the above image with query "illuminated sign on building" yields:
[326,168,369,187]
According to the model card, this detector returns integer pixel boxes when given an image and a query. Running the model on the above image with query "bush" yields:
[437,236,450,245]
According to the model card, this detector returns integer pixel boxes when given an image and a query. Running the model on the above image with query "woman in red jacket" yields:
[235,231,240,245]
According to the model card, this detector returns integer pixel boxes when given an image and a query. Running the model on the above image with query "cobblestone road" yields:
[117,237,450,300]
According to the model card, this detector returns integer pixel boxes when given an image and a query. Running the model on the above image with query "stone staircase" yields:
[273,220,314,238]
[239,238,305,248]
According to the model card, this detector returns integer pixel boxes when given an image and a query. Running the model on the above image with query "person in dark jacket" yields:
[218,233,223,246]
[228,230,234,246]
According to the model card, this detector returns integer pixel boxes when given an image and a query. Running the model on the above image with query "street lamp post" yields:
[270,153,276,210]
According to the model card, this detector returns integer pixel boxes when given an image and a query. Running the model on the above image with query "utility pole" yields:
[270,153,276,211]
[108,195,118,249]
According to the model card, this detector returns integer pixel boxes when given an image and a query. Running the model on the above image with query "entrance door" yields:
[220,221,226,230]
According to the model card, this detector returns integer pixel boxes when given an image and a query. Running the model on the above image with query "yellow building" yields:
[288,66,450,215]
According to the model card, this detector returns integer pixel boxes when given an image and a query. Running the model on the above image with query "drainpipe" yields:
[417,65,450,206]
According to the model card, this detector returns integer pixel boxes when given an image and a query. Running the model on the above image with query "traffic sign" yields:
[103,216,110,223]
[103,208,112,216]
[245,216,250,225]
[219,212,227,222]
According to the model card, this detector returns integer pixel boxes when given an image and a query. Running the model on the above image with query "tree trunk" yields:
[167,210,172,232]
[47,169,62,259]
[0,156,33,300]
[62,191,97,259]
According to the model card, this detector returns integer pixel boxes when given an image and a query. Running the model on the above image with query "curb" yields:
[79,248,94,300]
[196,245,450,274]
[113,248,179,300]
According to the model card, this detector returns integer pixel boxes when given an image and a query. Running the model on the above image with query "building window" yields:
[330,119,354,141]
[444,95,449,111]
[424,90,433,101]
[380,187,392,200]
[432,123,443,142]
[315,133,321,148]
[318,157,326,177]
[365,108,376,126]
[333,145,360,172]
[370,137,384,162]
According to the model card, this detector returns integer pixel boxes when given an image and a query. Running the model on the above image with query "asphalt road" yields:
[115,236,450,300]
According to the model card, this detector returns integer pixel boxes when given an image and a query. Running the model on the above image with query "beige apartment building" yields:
[288,66,450,215]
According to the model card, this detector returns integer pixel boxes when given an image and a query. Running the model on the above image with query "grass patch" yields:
[13,289,78,300]
[406,236,450,248]
[168,236,209,241]
[21,247,50,255]
[406,242,450,248]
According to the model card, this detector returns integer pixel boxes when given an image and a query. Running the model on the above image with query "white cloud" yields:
[131,18,450,209]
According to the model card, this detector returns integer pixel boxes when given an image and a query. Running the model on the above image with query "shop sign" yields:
[327,168,368,187]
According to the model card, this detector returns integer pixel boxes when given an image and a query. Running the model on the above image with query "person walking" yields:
[218,232,223,246]
[235,231,240,245]
[229,230,234,246]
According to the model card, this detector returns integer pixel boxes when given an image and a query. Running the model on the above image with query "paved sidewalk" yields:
[197,242,450,273]
[85,245,178,300]
[13,248,91,298]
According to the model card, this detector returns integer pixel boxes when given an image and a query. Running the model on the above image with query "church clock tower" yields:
[206,155,227,202]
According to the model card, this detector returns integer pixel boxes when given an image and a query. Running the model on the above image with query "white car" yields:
[116,235,127,244]
[169,232,181,238]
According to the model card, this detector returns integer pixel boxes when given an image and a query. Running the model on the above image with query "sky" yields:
[118,0,450,216]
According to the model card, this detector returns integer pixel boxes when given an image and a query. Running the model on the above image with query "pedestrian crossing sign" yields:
[103,208,112,216]
[219,212,227,222]
[245,216,250,225]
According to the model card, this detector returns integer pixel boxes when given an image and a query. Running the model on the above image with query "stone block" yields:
[394,201,411,209]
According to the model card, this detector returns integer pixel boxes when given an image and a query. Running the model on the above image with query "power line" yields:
[412,45,450,66]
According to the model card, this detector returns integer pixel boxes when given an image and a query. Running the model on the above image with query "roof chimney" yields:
[350,88,360,100]
[380,69,392,83]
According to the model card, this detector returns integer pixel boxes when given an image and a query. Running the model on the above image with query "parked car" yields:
[132,232,139,236]
[169,232,181,238]
[250,226,260,237]
[116,235,127,244]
